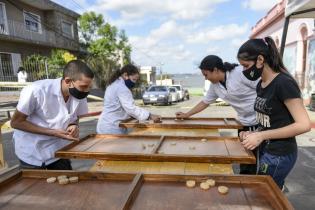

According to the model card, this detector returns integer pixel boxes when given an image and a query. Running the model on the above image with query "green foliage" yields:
[22,54,47,81]
[78,11,133,88]
[85,56,118,89]
[22,50,77,81]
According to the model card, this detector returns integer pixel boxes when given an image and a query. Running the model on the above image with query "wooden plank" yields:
[120,117,243,129]
[128,127,221,137]
[120,173,143,210]
[56,134,255,164]
[90,160,233,175]
[151,136,165,154]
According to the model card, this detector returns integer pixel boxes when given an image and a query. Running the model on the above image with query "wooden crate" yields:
[56,134,255,164]
[0,170,293,210]
[120,117,243,129]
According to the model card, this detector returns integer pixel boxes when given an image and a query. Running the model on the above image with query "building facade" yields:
[251,0,315,102]
[140,66,157,85]
[0,0,80,81]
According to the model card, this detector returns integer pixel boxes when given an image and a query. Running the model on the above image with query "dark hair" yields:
[107,64,139,86]
[199,55,238,72]
[17,67,25,73]
[63,60,94,81]
[237,37,287,73]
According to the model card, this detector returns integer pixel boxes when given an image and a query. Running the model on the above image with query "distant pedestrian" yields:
[17,67,27,83]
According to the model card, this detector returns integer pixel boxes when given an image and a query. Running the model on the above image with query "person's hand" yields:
[239,131,251,141]
[241,132,264,150]
[66,124,79,138]
[50,129,79,142]
[150,114,162,123]
[175,112,189,119]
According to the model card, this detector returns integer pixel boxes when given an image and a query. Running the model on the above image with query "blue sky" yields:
[52,0,279,74]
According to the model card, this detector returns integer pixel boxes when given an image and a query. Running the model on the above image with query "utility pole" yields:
[160,62,164,84]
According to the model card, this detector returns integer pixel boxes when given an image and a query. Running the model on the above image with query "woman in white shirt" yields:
[97,64,160,134]
[176,55,259,174]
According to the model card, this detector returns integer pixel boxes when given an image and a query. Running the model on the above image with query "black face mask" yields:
[69,83,89,99]
[124,79,136,89]
[243,62,263,81]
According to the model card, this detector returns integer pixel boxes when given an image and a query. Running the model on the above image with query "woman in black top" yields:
[237,37,311,189]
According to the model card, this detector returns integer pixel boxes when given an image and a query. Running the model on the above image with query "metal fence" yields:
[0,59,61,91]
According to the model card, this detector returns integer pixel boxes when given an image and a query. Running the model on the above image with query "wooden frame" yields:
[0,170,294,210]
[119,117,243,129]
[56,134,255,164]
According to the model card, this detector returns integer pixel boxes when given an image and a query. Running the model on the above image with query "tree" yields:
[78,11,133,88]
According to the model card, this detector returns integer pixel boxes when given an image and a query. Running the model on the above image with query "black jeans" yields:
[238,124,260,175]
[19,159,72,170]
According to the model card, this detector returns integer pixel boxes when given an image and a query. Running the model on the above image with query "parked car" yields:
[142,85,172,105]
[172,85,185,101]
[169,87,179,102]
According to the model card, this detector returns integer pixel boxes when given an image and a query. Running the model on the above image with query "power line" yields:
[69,0,86,13]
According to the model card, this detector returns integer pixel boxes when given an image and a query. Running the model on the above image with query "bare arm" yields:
[260,98,311,139]
[11,110,79,141]
[242,98,311,150]
[175,101,209,118]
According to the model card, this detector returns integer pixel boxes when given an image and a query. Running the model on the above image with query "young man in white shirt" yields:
[11,60,94,170]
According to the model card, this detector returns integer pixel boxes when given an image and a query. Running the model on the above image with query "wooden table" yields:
[120,117,243,129]
[0,170,293,210]
[56,135,255,164]
[88,118,244,175]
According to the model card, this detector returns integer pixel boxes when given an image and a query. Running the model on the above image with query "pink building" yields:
[250,0,315,104]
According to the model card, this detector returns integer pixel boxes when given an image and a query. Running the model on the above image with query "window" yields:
[24,11,41,33]
[0,2,8,34]
[148,86,167,92]
[0,53,14,81]
[61,21,73,38]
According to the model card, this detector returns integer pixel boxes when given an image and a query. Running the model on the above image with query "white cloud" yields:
[231,38,247,47]
[186,23,249,43]
[89,0,228,21]
[242,0,279,11]
[206,46,220,54]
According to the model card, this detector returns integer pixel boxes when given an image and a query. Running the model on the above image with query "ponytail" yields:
[264,37,287,73]
[223,62,238,72]
[107,64,139,86]
[199,55,237,73]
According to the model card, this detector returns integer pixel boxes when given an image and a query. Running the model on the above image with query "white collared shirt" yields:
[13,78,88,166]
[97,77,150,134]
[203,66,258,126]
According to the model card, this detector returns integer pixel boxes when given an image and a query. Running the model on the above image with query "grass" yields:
[187,87,204,96]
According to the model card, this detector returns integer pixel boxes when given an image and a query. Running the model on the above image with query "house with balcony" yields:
[0,0,80,81]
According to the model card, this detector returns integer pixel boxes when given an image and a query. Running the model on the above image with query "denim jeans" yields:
[258,144,297,189]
